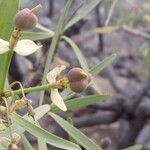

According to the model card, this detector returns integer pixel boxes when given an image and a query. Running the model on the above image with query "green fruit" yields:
[13,8,38,30]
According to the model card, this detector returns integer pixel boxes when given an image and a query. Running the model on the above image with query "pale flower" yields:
[0,39,42,56]
[47,65,67,111]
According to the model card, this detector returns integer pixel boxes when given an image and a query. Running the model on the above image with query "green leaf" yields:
[89,53,117,75]
[11,113,81,150]
[0,104,50,137]
[90,79,102,94]
[0,0,19,92]
[21,134,34,150]
[62,36,89,71]
[38,137,47,150]
[123,144,142,150]
[39,0,73,105]
[37,123,47,150]
[0,0,18,39]
[51,94,109,113]
[62,36,104,93]
[65,0,104,30]
[61,88,75,100]
[22,31,54,41]
[49,112,102,150]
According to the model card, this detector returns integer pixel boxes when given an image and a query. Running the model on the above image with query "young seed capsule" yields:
[13,8,38,30]
[67,68,92,93]
[69,80,89,93]
[67,68,87,81]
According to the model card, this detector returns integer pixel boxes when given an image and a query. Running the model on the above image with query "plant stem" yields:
[4,84,50,98]
[0,30,21,92]
[0,51,14,92]
[3,78,69,98]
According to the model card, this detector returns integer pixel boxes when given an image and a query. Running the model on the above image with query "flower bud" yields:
[67,68,92,93]
[13,8,38,30]
[12,133,21,144]
[14,99,27,110]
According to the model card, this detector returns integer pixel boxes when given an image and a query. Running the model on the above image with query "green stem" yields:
[4,84,50,98]
[0,51,14,92]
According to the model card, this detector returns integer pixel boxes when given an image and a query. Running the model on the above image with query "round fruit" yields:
[67,68,92,93]
[13,8,38,30]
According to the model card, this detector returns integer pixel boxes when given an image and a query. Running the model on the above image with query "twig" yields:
[122,25,150,40]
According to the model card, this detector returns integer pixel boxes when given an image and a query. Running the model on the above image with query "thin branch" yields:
[123,25,150,40]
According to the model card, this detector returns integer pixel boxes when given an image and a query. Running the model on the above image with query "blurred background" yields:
[10,0,150,149]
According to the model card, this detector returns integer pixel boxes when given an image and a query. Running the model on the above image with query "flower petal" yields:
[0,39,10,54]
[14,39,42,56]
[47,65,66,84]
[51,89,67,111]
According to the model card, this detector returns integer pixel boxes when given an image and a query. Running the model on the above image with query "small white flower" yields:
[0,39,42,56]
[47,65,67,111]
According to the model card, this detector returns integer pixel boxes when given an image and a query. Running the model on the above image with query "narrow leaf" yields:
[62,36,104,93]
[21,134,34,150]
[0,104,50,137]
[65,0,103,30]
[62,36,89,71]
[89,53,117,75]
[90,79,102,94]
[38,139,47,150]
[51,94,109,113]
[37,123,47,150]
[61,88,75,100]
[49,112,102,150]
[11,113,81,150]
[22,31,53,41]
